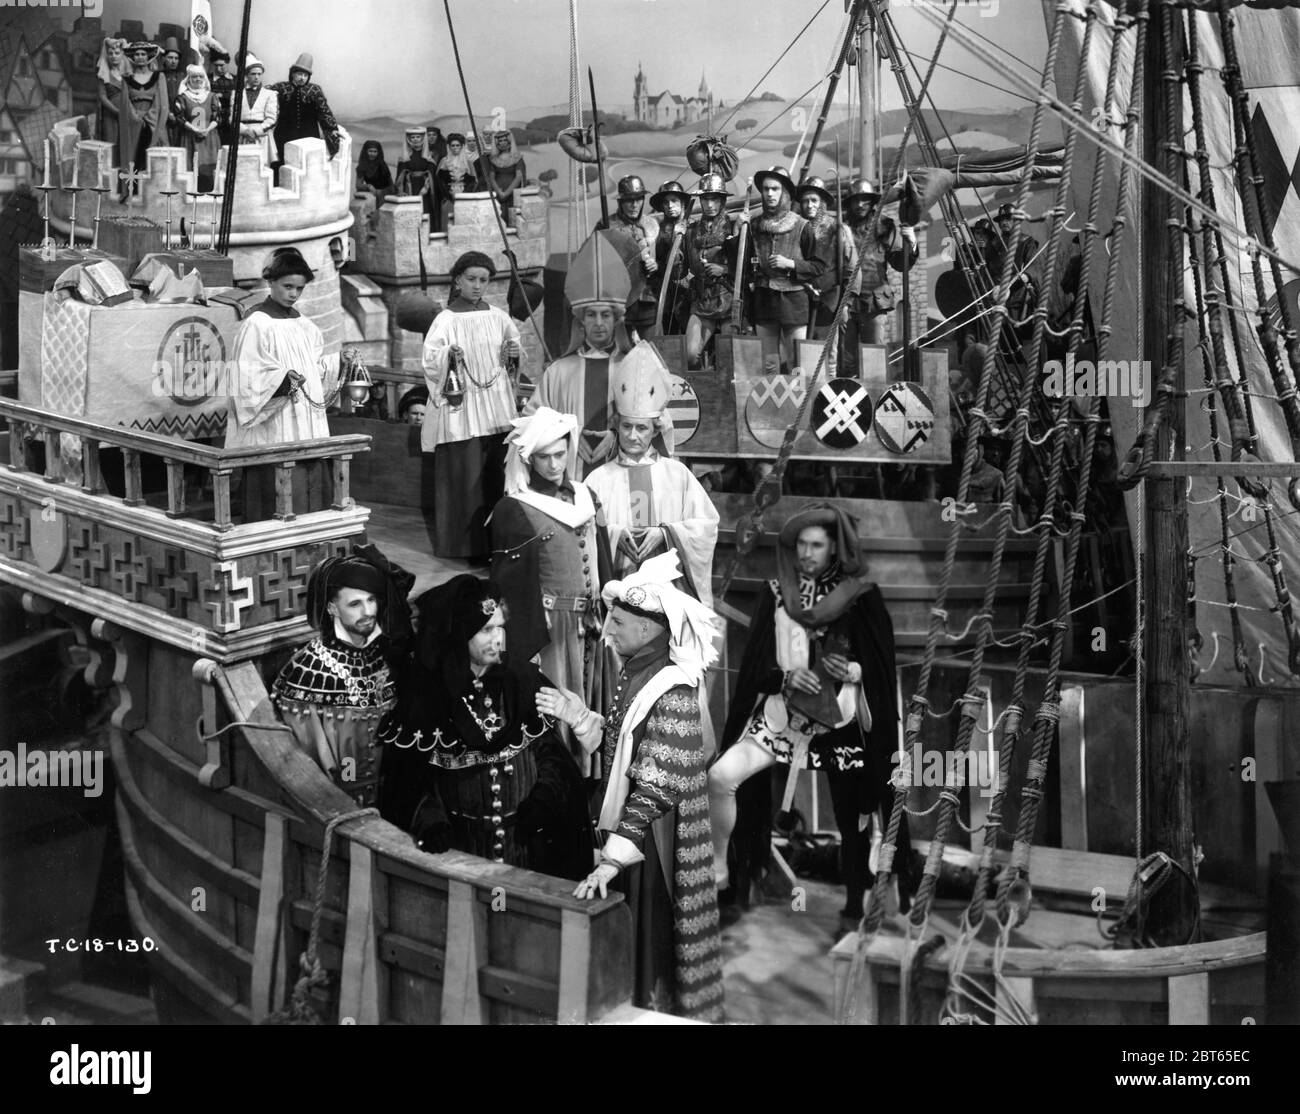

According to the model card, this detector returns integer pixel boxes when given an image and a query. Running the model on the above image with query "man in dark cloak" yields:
[208,49,237,148]
[160,37,185,147]
[709,503,915,934]
[378,575,592,881]
[270,53,341,170]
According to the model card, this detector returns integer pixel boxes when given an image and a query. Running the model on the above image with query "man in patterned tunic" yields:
[273,547,413,806]
[540,551,725,1022]
[708,504,912,935]
[489,407,614,773]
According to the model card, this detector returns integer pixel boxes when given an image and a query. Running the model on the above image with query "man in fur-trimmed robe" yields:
[273,548,413,807]
[585,345,718,606]
[377,575,592,881]
[524,230,642,479]
[542,551,725,1022]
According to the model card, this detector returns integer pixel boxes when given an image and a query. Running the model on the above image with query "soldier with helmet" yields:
[797,175,857,348]
[684,172,740,369]
[841,177,916,378]
[650,180,693,335]
[598,175,661,340]
[745,165,827,374]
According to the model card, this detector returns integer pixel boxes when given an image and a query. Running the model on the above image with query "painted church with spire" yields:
[632,63,714,128]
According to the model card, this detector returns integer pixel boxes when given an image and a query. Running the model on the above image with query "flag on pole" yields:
[190,1,227,60]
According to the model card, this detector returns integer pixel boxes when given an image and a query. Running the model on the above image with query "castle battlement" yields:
[48,119,355,262]
[351,188,547,282]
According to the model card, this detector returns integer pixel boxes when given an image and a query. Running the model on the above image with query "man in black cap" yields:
[992,202,1039,352]
[377,575,592,880]
[842,178,915,378]
[208,48,237,147]
[708,503,914,934]
[273,546,414,807]
[684,173,739,369]
[270,52,341,170]
[797,175,856,348]
[598,175,660,341]
[160,37,185,147]
[649,180,692,336]
[746,165,825,373]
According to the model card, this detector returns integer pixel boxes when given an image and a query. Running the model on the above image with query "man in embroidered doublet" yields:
[273,548,413,807]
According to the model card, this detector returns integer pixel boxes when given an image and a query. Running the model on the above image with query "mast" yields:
[1142,2,1198,944]
[858,2,876,181]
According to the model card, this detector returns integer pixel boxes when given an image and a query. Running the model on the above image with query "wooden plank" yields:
[338,843,382,1025]
[556,909,590,1023]
[123,875,250,1024]
[211,470,233,531]
[122,449,144,506]
[251,812,286,1023]
[1167,971,1211,1025]
[81,438,104,495]
[1147,460,1300,477]
[1058,684,1088,851]
[165,460,186,518]
[331,456,352,510]
[1254,698,1284,893]
[378,931,446,981]
[42,430,64,483]
[441,880,488,1024]
[110,729,260,907]
[274,463,296,521]
[480,965,558,1016]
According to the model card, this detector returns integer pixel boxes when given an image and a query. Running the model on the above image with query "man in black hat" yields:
[377,575,592,880]
[684,173,739,369]
[650,180,692,335]
[160,37,185,147]
[208,49,237,147]
[269,53,341,171]
[841,178,915,377]
[992,203,1039,351]
[746,165,826,373]
[798,175,856,346]
[273,546,414,807]
[709,504,913,934]
[598,175,660,341]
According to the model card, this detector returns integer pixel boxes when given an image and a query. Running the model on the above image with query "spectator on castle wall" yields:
[160,37,185,147]
[208,49,237,148]
[395,127,437,224]
[486,130,526,226]
[174,65,220,193]
[436,133,479,229]
[355,140,394,205]
[270,53,341,172]
[118,42,169,200]
[96,36,128,146]
[237,53,279,167]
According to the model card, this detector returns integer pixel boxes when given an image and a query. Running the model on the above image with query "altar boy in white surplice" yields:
[226,246,339,520]
[584,345,719,607]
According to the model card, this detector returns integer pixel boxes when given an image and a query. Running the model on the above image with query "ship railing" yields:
[0,398,369,532]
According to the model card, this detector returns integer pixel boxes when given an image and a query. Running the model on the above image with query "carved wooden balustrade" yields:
[0,398,371,662]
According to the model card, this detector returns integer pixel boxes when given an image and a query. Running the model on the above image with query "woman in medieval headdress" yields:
[486,129,526,226]
[96,36,127,146]
[118,41,169,198]
[436,132,478,228]
[355,139,393,201]
[173,64,220,193]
